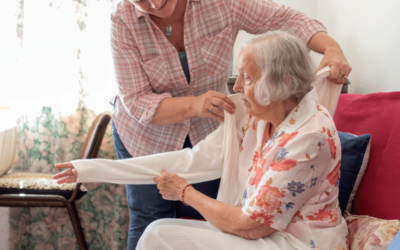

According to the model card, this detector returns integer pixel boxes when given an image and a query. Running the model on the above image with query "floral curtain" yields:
[1,0,131,249]
[4,103,129,250]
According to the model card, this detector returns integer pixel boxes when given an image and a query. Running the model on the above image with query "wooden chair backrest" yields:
[80,113,111,160]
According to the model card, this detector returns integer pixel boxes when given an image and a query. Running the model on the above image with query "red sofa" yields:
[333,91,400,220]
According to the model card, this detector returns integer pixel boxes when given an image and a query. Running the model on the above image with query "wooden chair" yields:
[0,113,111,250]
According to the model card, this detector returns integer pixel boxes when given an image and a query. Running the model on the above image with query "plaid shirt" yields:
[111,0,326,157]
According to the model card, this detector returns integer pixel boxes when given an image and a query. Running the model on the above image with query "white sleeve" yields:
[72,125,224,185]
[312,66,342,116]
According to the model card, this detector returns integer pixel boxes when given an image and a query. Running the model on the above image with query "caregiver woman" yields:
[110,0,351,248]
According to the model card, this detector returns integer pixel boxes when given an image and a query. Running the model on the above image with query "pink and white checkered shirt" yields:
[111,0,326,157]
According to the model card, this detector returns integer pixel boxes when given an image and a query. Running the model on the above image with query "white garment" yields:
[72,66,338,204]
[137,219,296,250]
[312,66,342,116]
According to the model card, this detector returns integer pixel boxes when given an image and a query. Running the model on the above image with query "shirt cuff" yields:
[134,92,173,126]
[72,160,90,183]
[298,19,328,45]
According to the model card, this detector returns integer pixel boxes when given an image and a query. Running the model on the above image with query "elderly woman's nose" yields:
[233,78,243,93]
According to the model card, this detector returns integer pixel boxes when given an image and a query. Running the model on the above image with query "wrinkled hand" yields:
[154,170,188,201]
[317,46,352,85]
[191,91,236,122]
[52,162,78,184]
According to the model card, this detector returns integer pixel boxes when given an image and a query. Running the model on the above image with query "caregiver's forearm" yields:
[308,31,343,55]
[184,187,276,239]
[151,96,196,126]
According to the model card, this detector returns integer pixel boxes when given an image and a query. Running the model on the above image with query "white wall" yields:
[315,0,400,94]
[232,0,317,77]
[232,0,400,94]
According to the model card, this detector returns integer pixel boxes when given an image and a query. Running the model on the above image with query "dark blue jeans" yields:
[111,120,221,250]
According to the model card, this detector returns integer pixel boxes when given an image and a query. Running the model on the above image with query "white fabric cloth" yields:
[137,219,296,250]
[312,66,343,116]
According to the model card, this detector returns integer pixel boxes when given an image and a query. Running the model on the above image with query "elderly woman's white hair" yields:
[242,30,315,106]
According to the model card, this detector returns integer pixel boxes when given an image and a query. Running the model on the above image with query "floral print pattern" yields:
[255,183,284,212]
[248,211,274,227]
[327,160,341,185]
[269,159,297,172]
[287,181,306,197]
[346,214,400,250]
[306,204,338,223]
[238,89,348,249]
[2,103,128,250]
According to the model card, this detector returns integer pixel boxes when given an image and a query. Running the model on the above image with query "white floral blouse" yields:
[238,89,349,250]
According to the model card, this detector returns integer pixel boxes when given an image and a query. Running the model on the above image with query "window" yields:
[0,0,118,122]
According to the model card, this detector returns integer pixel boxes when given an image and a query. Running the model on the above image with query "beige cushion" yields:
[0,172,87,192]
[346,213,400,249]
[0,127,18,176]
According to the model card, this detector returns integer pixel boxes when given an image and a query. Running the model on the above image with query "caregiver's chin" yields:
[130,0,178,18]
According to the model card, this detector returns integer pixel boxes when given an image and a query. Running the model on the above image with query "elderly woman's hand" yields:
[52,162,78,184]
[154,170,188,201]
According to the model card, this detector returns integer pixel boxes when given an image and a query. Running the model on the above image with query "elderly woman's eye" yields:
[244,75,252,84]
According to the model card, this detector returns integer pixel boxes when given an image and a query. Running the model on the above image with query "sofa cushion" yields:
[0,172,87,200]
[338,132,371,215]
[334,92,400,220]
[346,214,400,250]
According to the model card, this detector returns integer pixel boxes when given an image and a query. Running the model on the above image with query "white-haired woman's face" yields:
[233,48,267,118]
[130,0,178,18]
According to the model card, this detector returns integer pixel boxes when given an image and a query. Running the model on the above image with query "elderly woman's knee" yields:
[144,218,174,233]
[138,220,169,249]
[138,219,185,249]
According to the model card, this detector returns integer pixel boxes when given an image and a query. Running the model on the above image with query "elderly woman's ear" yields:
[284,75,292,87]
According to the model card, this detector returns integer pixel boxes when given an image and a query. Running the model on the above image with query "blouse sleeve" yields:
[228,0,326,44]
[110,15,172,126]
[73,124,224,184]
[241,132,331,231]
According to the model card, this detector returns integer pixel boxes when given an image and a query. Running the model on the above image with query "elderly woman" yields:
[54,31,348,249]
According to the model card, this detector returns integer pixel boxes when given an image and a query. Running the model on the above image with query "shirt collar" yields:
[132,0,200,19]
[263,88,320,149]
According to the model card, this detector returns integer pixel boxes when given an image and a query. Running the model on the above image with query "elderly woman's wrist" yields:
[181,184,194,204]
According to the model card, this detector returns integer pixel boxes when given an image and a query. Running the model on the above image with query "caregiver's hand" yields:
[308,31,352,85]
[317,46,352,85]
[190,91,236,122]
[52,162,78,184]
[154,170,188,201]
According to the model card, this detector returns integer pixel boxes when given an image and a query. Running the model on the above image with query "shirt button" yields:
[185,41,189,46]
[191,69,196,73]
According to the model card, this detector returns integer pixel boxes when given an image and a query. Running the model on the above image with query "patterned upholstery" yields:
[0,172,87,191]
[0,169,87,201]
